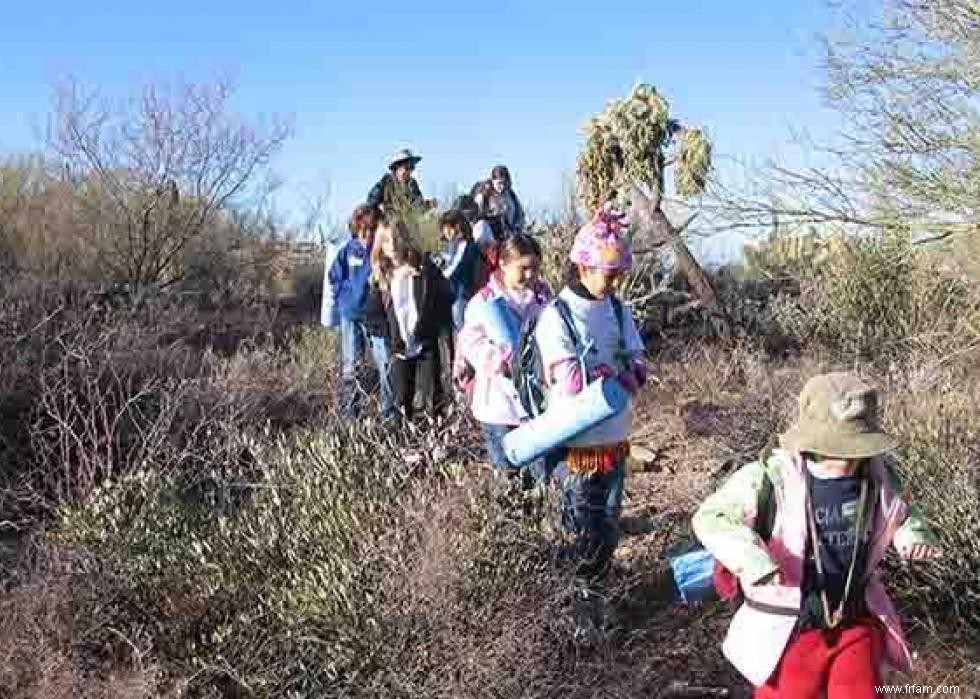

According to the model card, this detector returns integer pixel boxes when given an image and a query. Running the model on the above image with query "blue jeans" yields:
[340,317,394,421]
[481,422,563,484]
[560,456,626,581]
[451,296,467,333]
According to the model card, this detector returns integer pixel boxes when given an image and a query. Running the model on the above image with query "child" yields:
[471,213,505,292]
[693,372,943,699]
[534,206,649,631]
[438,209,484,333]
[376,219,453,421]
[328,204,395,422]
[474,165,527,233]
[454,233,553,484]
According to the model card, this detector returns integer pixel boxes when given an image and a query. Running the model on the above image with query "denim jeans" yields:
[340,317,394,421]
[481,422,564,484]
[560,456,626,581]
[451,296,467,334]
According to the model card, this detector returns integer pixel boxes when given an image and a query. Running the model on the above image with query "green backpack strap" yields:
[755,442,778,542]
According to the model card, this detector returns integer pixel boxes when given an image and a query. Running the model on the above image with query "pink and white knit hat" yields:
[569,203,633,272]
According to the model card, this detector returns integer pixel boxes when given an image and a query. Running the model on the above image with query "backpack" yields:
[712,465,776,603]
[671,448,777,606]
[513,295,626,419]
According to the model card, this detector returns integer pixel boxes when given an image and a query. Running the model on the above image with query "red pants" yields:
[755,618,885,699]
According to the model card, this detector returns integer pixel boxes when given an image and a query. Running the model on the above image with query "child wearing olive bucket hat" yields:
[693,372,942,699]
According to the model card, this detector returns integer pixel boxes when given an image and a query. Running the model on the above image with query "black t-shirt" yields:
[801,470,871,627]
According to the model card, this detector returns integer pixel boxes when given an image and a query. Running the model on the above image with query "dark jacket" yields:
[367,173,426,214]
[442,239,483,304]
[361,281,389,337]
[385,254,453,354]
[327,237,373,321]
[474,184,526,232]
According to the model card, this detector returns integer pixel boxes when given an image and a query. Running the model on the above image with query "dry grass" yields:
[0,246,977,698]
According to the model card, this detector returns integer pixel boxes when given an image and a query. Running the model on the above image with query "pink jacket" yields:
[454,274,551,426]
[693,449,939,687]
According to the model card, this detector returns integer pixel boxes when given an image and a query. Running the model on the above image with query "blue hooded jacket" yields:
[327,236,373,321]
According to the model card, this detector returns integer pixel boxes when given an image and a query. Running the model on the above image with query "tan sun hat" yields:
[779,372,896,459]
[388,148,422,170]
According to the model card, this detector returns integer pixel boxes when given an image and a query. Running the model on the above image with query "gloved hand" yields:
[587,364,616,382]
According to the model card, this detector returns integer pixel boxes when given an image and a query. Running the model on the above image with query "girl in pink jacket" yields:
[454,233,553,484]
[693,373,943,698]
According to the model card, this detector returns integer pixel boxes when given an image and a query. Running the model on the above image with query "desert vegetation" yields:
[1,1,978,697]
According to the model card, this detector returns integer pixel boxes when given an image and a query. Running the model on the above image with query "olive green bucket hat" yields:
[779,372,896,459]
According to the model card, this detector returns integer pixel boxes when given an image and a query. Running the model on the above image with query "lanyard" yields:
[805,472,870,629]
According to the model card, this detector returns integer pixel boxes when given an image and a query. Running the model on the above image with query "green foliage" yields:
[742,227,837,280]
[56,428,407,692]
[772,228,980,361]
[576,83,712,212]
[411,210,443,255]
[885,386,980,638]
[676,128,712,198]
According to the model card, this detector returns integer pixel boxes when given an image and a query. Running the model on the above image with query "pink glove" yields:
[551,359,584,394]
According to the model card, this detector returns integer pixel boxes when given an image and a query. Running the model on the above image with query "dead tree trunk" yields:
[623,177,731,336]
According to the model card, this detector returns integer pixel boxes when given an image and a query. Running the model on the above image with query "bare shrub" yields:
[50,77,290,292]
[0,279,330,530]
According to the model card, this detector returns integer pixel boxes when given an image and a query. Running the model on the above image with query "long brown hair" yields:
[371,218,423,291]
[490,165,512,188]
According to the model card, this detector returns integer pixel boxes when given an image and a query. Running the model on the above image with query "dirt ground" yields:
[536,348,980,698]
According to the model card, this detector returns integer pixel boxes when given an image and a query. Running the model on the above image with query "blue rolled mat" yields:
[502,378,629,467]
[481,296,521,349]
[670,547,718,605]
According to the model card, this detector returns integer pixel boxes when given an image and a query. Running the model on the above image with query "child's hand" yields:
[898,543,943,561]
[587,364,616,382]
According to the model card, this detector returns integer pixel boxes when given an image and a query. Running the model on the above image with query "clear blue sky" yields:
[0,0,842,259]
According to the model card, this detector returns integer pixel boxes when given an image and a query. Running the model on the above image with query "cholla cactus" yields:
[676,128,712,197]
[577,83,712,211]
[576,117,619,212]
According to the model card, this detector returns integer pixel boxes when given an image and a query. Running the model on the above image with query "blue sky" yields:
[0,0,843,259]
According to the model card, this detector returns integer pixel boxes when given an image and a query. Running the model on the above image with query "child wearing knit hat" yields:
[534,204,651,645]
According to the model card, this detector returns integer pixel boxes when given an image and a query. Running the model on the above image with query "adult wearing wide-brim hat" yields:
[367,148,434,216]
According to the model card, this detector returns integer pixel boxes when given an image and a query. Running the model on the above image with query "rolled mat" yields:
[481,296,521,349]
[502,378,628,466]
[670,547,718,605]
